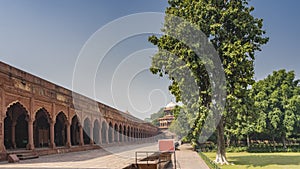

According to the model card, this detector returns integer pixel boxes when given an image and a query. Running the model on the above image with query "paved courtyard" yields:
[0,143,157,169]
[0,143,209,169]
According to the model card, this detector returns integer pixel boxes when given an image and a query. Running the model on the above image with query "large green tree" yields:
[250,70,300,149]
[149,0,268,164]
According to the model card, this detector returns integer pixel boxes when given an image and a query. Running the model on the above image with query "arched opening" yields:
[71,115,80,146]
[133,128,137,141]
[83,118,91,145]
[123,126,127,142]
[4,117,12,149]
[114,124,118,143]
[127,126,130,142]
[33,108,51,148]
[93,120,100,144]
[101,121,107,144]
[131,127,134,141]
[137,129,140,140]
[4,102,29,149]
[108,122,113,143]
[54,112,67,147]
[119,124,123,142]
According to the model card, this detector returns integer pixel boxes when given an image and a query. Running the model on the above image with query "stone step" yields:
[16,152,39,160]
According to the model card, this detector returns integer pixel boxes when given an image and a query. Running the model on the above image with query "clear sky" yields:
[0,0,299,119]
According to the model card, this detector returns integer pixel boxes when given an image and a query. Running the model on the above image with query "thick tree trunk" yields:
[272,136,276,150]
[214,117,229,165]
[247,134,250,147]
[282,135,287,149]
[226,135,231,147]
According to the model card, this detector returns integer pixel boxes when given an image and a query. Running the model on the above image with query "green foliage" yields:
[250,70,300,146]
[149,0,268,161]
[148,108,165,126]
[169,109,190,138]
[199,152,221,169]
[247,144,300,153]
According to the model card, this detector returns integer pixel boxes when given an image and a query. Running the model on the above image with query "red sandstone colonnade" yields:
[0,61,158,160]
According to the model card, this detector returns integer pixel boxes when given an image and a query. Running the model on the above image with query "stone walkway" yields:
[0,143,210,169]
[171,144,210,169]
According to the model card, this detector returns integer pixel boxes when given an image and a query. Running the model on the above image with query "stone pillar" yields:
[114,129,119,143]
[90,123,93,144]
[121,131,124,143]
[27,119,34,150]
[99,124,102,145]
[49,120,55,148]
[66,122,71,147]
[1,121,7,153]
[11,121,16,149]
[119,132,122,143]
[111,127,114,144]
[106,125,109,144]
[79,125,84,146]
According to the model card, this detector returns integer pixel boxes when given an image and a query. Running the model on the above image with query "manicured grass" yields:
[203,152,300,169]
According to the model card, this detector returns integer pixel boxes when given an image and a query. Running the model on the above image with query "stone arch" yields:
[83,117,91,145]
[71,113,82,125]
[54,112,67,147]
[108,122,113,143]
[101,120,107,144]
[33,108,51,148]
[6,100,30,115]
[71,115,80,145]
[93,119,100,144]
[35,108,52,119]
[4,102,29,149]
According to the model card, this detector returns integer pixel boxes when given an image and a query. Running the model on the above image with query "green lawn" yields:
[203,152,300,169]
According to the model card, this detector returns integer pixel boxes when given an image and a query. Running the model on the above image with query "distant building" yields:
[158,102,176,129]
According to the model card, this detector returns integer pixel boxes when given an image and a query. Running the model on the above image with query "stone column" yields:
[66,122,71,147]
[114,129,118,143]
[121,131,124,143]
[90,123,93,144]
[49,120,55,148]
[11,121,16,149]
[1,119,6,153]
[27,118,34,150]
[106,125,109,144]
[99,124,102,145]
[111,127,114,144]
[79,125,84,146]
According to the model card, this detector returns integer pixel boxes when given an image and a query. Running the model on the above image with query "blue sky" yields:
[0,0,299,119]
